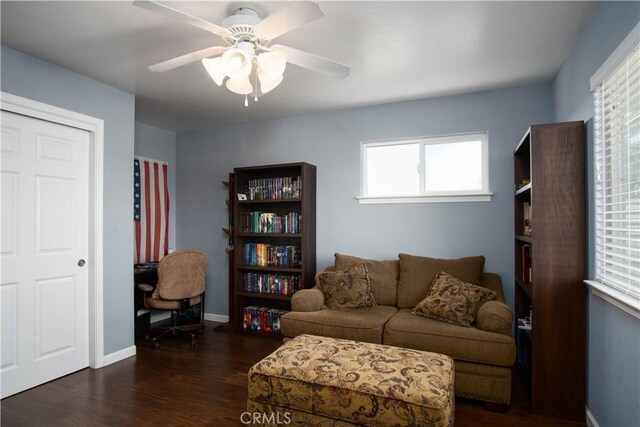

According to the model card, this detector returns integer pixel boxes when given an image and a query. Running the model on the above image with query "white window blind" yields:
[593,38,640,301]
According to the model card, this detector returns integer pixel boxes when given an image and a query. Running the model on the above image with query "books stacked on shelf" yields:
[241,211,301,234]
[243,306,289,334]
[243,243,301,267]
[242,272,301,295]
[245,176,302,200]
[521,244,532,283]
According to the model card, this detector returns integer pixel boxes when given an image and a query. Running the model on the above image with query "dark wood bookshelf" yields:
[238,198,302,204]
[514,183,531,197]
[237,233,302,238]
[232,162,316,335]
[236,291,292,301]
[236,265,303,273]
[513,121,586,422]
[515,279,532,299]
[515,235,532,244]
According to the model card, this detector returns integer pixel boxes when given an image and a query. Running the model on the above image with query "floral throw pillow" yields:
[316,263,377,309]
[412,271,496,327]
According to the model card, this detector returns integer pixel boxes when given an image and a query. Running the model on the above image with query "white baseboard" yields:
[586,407,600,427]
[204,313,229,323]
[102,345,136,367]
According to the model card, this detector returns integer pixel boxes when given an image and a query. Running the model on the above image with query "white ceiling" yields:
[1,1,595,132]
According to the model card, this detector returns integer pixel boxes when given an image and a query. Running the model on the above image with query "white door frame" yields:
[1,91,105,369]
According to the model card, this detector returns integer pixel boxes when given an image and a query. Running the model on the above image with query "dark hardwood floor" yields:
[1,321,585,427]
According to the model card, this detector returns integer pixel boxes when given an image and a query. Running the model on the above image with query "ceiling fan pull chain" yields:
[254,71,259,102]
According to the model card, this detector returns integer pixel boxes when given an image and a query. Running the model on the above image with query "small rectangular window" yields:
[360,132,491,203]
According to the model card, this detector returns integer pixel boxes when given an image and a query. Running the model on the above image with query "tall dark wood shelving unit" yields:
[232,162,316,334]
[215,174,235,332]
[514,121,586,422]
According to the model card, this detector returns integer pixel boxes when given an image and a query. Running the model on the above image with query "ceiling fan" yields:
[134,1,350,105]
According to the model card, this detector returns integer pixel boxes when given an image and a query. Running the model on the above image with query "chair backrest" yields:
[155,250,208,300]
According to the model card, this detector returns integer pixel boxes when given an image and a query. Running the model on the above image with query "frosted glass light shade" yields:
[258,72,283,94]
[226,77,253,95]
[222,47,253,80]
[257,51,286,81]
[201,57,225,86]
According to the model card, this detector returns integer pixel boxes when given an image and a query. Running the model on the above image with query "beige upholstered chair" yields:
[138,250,208,348]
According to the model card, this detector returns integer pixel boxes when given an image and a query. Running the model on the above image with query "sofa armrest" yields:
[476,301,513,336]
[291,288,325,312]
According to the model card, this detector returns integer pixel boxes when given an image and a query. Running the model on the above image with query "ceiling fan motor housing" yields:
[222,8,263,45]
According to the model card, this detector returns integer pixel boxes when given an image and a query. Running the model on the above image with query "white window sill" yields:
[357,193,492,204]
[585,280,640,320]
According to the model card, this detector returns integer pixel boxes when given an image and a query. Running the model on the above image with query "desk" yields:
[134,264,158,340]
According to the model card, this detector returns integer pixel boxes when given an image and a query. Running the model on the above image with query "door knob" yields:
[78,259,86,267]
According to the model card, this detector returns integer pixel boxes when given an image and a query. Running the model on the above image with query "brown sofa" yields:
[280,253,516,406]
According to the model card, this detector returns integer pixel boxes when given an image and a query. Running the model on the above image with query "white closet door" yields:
[1,110,89,398]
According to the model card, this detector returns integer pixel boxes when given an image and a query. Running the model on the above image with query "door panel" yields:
[0,110,89,398]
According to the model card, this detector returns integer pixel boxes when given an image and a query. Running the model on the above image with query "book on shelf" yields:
[521,244,532,283]
[243,306,289,334]
[243,176,302,200]
[523,202,532,236]
[242,243,301,267]
[242,272,300,295]
[241,211,302,234]
[517,317,532,331]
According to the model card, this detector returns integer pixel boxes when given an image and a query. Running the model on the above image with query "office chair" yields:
[138,250,208,348]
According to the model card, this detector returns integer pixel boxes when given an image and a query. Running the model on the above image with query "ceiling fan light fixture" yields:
[222,41,254,80]
[201,57,226,86]
[257,51,287,81]
[258,72,284,95]
[226,77,253,95]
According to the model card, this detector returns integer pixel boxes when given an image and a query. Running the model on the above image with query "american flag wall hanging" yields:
[134,157,169,263]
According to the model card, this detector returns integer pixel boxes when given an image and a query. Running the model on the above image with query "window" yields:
[590,24,639,312]
[360,132,490,203]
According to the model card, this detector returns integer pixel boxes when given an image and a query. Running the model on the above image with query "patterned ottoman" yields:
[247,334,454,427]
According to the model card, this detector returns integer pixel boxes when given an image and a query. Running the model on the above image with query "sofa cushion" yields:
[335,253,399,306]
[280,306,398,344]
[384,309,515,366]
[316,264,376,309]
[398,254,485,308]
[412,272,496,327]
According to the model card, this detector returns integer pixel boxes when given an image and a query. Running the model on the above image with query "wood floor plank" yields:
[1,321,585,426]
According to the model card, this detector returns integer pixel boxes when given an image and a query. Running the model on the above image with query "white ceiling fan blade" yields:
[134,1,232,39]
[253,2,324,41]
[272,45,350,79]
[149,46,227,72]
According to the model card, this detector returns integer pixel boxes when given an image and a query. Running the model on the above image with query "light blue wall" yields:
[551,3,640,426]
[1,45,136,355]
[177,84,552,316]
[134,122,177,250]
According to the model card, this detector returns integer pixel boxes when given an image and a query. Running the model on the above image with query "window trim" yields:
[589,22,640,314]
[585,280,640,320]
[590,21,640,91]
[359,131,492,204]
